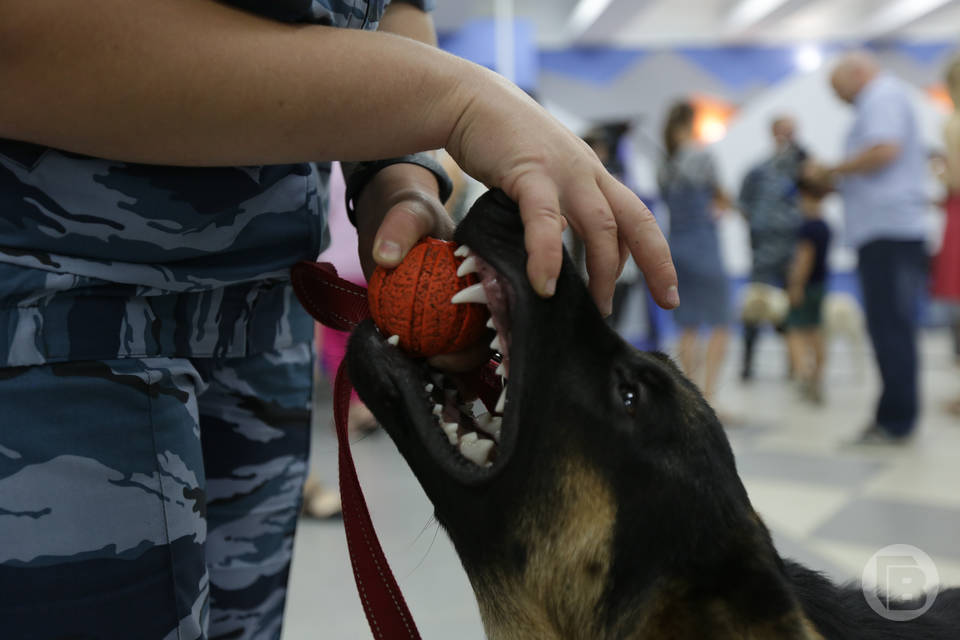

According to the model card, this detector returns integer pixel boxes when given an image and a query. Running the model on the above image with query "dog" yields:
[740,283,867,380]
[347,190,958,639]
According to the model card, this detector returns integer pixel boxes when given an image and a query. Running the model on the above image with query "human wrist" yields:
[441,62,521,172]
[345,154,451,226]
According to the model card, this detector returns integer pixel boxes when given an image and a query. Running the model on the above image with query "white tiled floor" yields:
[282,330,960,638]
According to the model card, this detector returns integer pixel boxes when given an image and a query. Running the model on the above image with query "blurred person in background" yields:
[785,171,833,405]
[738,116,807,381]
[932,55,960,415]
[822,51,929,444]
[659,101,731,406]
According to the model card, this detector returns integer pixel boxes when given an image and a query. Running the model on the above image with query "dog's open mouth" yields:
[356,242,520,485]
[413,244,514,469]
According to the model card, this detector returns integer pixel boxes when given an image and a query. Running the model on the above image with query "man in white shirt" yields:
[828,51,928,444]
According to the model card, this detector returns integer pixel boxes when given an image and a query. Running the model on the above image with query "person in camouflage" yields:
[738,116,808,381]
[0,1,680,638]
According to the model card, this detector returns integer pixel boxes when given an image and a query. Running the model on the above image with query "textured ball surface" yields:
[368,238,489,357]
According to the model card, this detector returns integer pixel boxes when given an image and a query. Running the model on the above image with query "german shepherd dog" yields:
[346,190,959,639]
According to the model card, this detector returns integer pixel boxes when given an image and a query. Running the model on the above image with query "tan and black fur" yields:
[347,190,958,639]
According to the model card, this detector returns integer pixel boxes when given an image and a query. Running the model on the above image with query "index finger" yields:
[601,175,679,309]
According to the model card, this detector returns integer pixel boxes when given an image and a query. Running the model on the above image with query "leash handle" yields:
[292,261,421,640]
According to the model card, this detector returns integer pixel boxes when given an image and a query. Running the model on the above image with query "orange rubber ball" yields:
[368,238,489,357]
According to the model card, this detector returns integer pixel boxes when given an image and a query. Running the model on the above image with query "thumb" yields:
[372,199,446,269]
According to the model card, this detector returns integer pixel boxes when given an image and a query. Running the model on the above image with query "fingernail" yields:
[543,278,557,297]
[665,285,680,308]
[376,240,402,263]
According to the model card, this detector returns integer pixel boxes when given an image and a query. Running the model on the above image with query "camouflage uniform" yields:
[0,1,433,638]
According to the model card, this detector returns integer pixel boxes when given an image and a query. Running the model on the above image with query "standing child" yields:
[786,175,832,403]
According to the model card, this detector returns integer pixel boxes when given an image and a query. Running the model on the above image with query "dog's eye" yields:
[619,385,638,416]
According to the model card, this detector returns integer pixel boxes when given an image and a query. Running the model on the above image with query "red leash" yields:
[292,261,421,639]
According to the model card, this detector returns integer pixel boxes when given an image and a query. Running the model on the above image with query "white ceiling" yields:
[432,0,960,48]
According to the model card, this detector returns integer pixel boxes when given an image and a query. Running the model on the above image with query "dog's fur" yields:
[347,190,959,639]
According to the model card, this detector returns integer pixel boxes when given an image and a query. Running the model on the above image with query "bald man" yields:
[827,52,929,444]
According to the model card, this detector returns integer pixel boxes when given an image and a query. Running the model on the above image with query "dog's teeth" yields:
[432,404,444,417]
[442,422,459,446]
[488,416,502,442]
[495,363,505,377]
[424,383,434,393]
[456,256,478,277]
[451,283,488,305]
[454,245,472,258]
[459,434,494,466]
[486,317,495,329]
[476,414,501,442]
[387,334,400,346]
[495,386,507,414]
[490,334,502,351]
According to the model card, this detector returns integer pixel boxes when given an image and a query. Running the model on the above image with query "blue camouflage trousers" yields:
[0,342,312,639]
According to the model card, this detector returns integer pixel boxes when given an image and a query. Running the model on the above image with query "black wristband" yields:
[343,153,454,227]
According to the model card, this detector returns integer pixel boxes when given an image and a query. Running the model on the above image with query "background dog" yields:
[740,282,867,380]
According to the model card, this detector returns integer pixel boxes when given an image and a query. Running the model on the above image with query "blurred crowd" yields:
[619,50,960,445]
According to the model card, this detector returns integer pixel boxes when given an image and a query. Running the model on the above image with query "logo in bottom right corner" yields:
[862,544,940,621]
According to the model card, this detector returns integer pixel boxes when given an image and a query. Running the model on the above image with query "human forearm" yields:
[0,0,469,166]
[833,143,900,177]
[0,0,681,312]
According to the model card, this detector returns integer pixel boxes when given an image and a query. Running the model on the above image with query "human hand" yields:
[355,162,490,370]
[354,163,454,281]
[444,69,678,316]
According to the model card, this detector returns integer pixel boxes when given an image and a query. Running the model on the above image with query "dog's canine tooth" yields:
[451,283,488,305]
[459,433,494,466]
[476,414,501,442]
[486,317,495,330]
[495,363,505,377]
[456,256,478,277]
[495,386,507,414]
[432,404,444,417]
[490,334,502,351]
[387,334,400,346]
[442,422,459,446]
[424,383,434,393]
[454,244,471,258]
